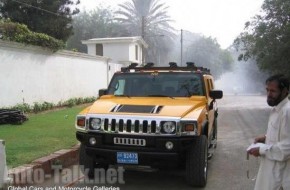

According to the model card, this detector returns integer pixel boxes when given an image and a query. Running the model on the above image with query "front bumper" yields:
[76,131,197,167]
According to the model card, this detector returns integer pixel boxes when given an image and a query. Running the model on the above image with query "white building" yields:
[82,36,148,65]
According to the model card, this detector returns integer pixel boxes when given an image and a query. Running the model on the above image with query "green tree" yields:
[115,0,176,64]
[0,0,80,41]
[67,7,124,52]
[185,35,233,78]
[0,19,65,51]
[234,0,290,78]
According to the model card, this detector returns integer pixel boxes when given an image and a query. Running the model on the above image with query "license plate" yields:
[117,152,138,164]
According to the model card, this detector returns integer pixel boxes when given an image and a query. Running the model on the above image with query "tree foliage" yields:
[0,0,80,41]
[185,35,233,78]
[0,19,65,51]
[234,0,290,78]
[115,0,176,64]
[115,0,175,37]
[67,7,123,52]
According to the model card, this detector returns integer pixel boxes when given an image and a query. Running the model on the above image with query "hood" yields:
[86,95,207,118]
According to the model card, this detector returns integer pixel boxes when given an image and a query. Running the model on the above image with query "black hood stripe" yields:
[111,105,163,114]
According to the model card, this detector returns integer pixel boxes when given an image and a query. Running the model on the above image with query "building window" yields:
[96,44,103,56]
[135,45,138,60]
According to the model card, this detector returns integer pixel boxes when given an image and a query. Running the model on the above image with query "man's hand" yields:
[247,147,260,157]
[254,135,266,144]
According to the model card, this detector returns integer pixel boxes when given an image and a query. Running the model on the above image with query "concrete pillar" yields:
[0,140,9,189]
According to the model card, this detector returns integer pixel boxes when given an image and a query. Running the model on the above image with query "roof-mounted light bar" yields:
[186,62,195,68]
[169,62,178,68]
[128,63,138,69]
[144,62,154,68]
[121,61,211,74]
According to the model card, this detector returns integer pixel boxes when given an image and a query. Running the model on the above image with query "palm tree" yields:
[115,0,176,65]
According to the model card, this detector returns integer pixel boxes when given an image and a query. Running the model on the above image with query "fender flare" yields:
[201,120,209,137]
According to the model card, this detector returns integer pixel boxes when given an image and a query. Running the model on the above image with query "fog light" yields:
[89,137,97,145]
[165,141,174,150]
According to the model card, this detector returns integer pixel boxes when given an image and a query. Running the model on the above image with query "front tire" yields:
[186,135,208,187]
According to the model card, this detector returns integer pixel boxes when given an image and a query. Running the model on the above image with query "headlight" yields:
[90,118,102,130]
[162,121,176,134]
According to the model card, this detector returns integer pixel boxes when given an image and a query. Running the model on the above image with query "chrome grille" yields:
[103,118,158,134]
[86,114,181,135]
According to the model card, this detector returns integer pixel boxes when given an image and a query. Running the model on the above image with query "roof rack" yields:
[121,62,211,74]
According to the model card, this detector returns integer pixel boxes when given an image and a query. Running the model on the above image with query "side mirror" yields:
[209,90,223,99]
[98,89,107,97]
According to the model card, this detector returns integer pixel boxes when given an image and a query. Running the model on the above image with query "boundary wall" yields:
[0,40,123,107]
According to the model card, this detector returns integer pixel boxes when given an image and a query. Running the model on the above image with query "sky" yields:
[78,0,264,49]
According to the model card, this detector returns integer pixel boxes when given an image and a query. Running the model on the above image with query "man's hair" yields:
[266,74,289,91]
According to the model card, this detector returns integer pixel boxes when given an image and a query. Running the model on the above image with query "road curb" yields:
[8,144,80,186]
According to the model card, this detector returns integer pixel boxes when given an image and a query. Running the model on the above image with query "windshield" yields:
[107,72,204,97]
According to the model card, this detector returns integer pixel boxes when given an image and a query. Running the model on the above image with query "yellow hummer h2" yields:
[75,62,223,187]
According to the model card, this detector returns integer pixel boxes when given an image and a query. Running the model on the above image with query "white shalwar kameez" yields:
[255,97,290,190]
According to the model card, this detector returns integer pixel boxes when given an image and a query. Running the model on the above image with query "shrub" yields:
[84,97,96,103]
[1,96,97,113]
[33,102,43,113]
[76,97,84,105]
[63,97,97,107]
[64,99,76,108]
[42,102,54,110]
[10,103,31,113]
[0,19,65,51]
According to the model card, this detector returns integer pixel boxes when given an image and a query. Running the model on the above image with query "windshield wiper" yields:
[147,94,174,99]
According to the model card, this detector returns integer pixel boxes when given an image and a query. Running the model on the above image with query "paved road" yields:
[38,95,272,190]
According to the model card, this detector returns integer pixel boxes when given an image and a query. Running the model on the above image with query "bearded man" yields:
[248,74,290,190]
